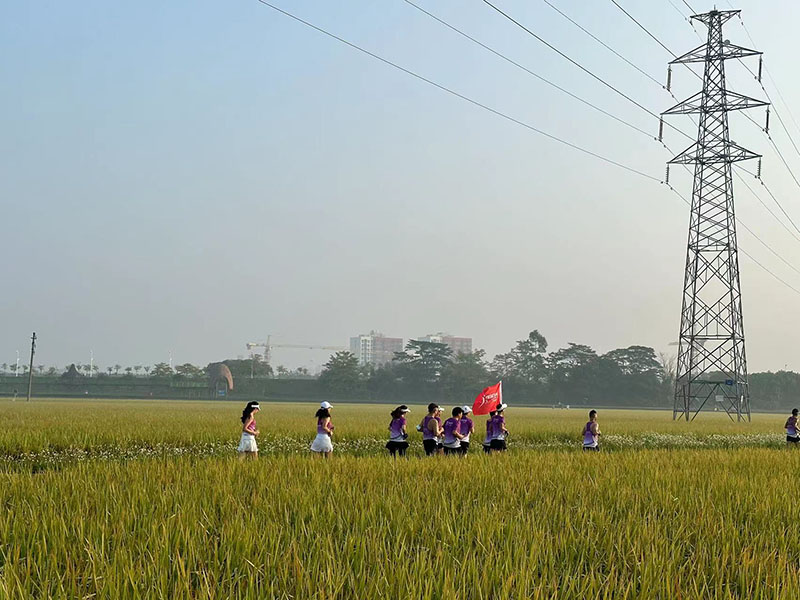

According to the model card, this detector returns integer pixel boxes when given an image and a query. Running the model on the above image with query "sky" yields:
[2,0,800,373]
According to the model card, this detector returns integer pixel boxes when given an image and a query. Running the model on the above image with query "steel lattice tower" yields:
[662,9,768,421]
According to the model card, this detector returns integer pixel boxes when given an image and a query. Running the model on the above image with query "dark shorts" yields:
[443,446,462,456]
[386,441,409,454]
[583,445,600,452]
[460,441,470,454]
[787,436,799,444]
[423,439,440,456]
[489,439,507,451]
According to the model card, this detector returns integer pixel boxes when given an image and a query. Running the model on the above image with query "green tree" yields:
[151,362,174,377]
[441,350,490,401]
[393,340,453,384]
[319,351,362,397]
[175,363,204,378]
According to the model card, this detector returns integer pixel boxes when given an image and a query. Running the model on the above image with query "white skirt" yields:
[237,433,258,453]
[310,433,333,453]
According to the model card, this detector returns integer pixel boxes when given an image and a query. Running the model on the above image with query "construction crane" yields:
[246,335,345,367]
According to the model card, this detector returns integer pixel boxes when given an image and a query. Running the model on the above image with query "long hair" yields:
[315,408,331,419]
[241,401,259,424]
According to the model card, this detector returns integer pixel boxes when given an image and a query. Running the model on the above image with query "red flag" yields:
[472,381,502,415]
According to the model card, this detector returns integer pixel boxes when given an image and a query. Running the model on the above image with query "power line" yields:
[254,0,659,181]
[254,0,800,297]
[680,0,696,14]
[667,185,800,295]
[480,0,694,142]
[733,170,800,243]
[401,0,656,140]
[539,0,670,93]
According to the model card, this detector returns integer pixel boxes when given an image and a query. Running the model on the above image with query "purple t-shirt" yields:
[422,415,437,440]
[583,421,598,446]
[317,418,332,435]
[443,417,462,445]
[459,416,473,442]
[389,417,406,440]
[492,414,506,439]
[483,418,494,444]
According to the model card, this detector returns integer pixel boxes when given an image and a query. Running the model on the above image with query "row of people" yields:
[236,400,603,459]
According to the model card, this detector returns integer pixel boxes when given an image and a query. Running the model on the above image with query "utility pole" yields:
[26,332,36,402]
[662,9,767,421]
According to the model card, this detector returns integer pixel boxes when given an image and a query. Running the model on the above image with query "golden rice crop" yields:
[1,450,799,599]
[0,400,798,599]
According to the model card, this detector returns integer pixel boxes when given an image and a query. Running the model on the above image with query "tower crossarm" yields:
[663,91,768,115]
[667,141,761,165]
[670,41,761,64]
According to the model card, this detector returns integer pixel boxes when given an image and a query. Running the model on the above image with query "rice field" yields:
[1,399,798,599]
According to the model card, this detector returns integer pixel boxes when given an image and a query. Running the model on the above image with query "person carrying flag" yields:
[489,403,509,452]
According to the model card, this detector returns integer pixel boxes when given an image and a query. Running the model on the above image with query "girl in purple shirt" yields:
[386,405,411,458]
[237,401,260,460]
[310,401,334,458]
[489,404,509,452]
[459,405,475,455]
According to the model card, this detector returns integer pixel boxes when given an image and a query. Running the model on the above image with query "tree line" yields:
[319,330,673,407]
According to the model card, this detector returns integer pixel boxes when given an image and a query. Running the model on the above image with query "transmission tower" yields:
[662,9,768,421]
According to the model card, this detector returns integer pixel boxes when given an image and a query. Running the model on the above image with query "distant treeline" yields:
[2,330,798,411]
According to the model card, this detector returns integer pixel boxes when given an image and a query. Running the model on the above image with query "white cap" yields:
[401,407,411,413]
[496,403,508,411]
[320,401,333,409]
[461,405,472,414]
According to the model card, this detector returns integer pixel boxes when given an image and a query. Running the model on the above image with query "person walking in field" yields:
[489,404,509,452]
[583,410,601,451]
[311,401,335,458]
[459,405,474,455]
[482,409,496,454]
[237,401,260,460]
[785,408,799,447]
[386,405,411,458]
[442,407,466,456]
[419,403,444,456]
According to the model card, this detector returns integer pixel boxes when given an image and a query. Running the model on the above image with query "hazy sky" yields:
[2,0,800,373]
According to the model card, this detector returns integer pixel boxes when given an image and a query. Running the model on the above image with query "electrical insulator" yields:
[658,117,664,142]
[757,56,763,83]
[757,158,762,179]
[665,165,670,185]
[765,106,770,134]
[666,65,673,92]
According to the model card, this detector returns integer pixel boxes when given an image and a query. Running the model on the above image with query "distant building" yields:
[349,331,404,367]
[417,333,473,356]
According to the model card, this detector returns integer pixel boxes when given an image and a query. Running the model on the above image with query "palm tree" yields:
[107,367,113,375]
[143,366,152,376]
[113,364,122,375]
[134,365,142,376]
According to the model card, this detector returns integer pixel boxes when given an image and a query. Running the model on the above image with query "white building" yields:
[417,333,473,356]
[349,331,404,367]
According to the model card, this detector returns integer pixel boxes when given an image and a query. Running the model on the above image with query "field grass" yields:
[1,400,798,599]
